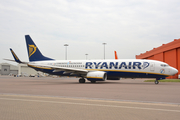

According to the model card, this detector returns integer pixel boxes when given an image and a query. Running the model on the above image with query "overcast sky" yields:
[1,0,180,65]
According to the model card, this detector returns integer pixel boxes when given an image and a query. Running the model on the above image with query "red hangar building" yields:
[136,39,180,79]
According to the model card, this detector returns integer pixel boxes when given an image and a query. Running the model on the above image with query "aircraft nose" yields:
[171,67,178,75]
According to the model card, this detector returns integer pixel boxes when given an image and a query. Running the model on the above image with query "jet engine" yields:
[86,71,107,81]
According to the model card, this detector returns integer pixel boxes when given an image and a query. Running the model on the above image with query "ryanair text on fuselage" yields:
[85,62,149,69]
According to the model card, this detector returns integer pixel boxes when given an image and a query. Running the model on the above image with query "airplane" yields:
[7,35,178,84]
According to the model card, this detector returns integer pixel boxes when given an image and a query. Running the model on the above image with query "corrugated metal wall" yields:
[136,39,180,79]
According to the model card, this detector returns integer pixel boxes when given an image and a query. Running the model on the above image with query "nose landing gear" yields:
[155,78,161,84]
[155,80,159,84]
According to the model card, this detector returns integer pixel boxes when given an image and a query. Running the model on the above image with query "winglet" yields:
[10,48,22,63]
[114,51,118,59]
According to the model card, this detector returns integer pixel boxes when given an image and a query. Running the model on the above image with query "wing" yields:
[28,64,89,76]
[4,48,28,64]
[4,59,28,64]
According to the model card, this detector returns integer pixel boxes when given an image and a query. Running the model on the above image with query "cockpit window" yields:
[161,64,168,67]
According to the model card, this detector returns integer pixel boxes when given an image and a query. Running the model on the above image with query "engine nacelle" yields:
[86,71,107,81]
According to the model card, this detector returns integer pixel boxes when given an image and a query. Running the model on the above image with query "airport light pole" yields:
[64,44,68,60]
[85,54,88,60]
[102,43,107,59]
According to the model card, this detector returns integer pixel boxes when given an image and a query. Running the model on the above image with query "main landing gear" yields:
[79,78,86,83]
[91,81,96,83]
[78,78,96,83]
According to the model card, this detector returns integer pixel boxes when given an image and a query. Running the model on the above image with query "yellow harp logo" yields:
[28,44,37,58]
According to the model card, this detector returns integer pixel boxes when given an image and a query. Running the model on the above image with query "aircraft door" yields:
[150,63,155,71]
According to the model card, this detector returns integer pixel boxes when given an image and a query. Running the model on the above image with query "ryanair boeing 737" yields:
[7,35,178,84]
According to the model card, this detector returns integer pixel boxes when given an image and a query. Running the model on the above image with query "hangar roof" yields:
[136,38,180,59]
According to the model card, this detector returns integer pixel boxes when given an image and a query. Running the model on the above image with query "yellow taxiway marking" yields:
[0,94,178,107]
[0,94,180,113]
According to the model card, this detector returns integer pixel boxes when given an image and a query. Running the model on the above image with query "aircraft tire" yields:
[91,81,96,83]
[155,80,159,84]
[79,78,85,83]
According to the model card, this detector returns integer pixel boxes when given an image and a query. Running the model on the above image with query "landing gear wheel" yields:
[155,80,159,84]
[79,78,85,83]
[91,81,96,83]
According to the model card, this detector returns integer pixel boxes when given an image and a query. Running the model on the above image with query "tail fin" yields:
[114,51,118,59]
[25,35,54,62]
[9,48,23,63]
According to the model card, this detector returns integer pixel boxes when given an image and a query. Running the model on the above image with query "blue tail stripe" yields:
[25,35,54,61]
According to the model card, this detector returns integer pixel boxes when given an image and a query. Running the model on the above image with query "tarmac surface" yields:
[0,76,180,120]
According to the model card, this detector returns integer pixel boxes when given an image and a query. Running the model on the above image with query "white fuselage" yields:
[28,59,178,79]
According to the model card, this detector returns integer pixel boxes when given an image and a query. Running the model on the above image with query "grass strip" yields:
[144,79,180,82]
